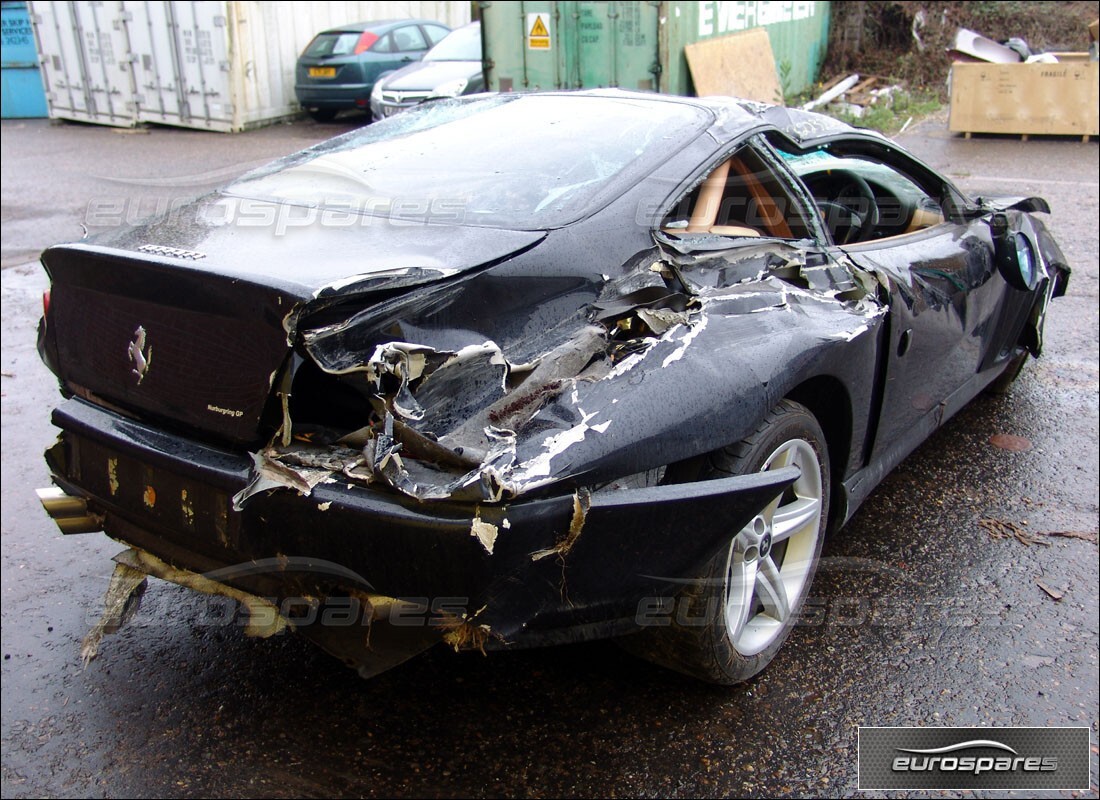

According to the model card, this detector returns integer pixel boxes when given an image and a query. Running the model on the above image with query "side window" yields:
[776,147,946,245]
[371,33,394,53]
[423,24,449,46]
[661,144,814,240]
[392,25,428,52]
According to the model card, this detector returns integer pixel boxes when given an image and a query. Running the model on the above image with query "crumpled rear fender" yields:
[44,397,798,649]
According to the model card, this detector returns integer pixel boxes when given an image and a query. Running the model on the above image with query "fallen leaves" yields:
[1045,529,1097,543]
[978,518,1048,546]
[979,518,1098,547]
[977,519,1091,603]
[989,433,1032,452]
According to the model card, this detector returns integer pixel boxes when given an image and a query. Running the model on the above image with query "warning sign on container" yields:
[527,13,550,50]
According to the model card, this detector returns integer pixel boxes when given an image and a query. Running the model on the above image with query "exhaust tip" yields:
[36,486,103,534]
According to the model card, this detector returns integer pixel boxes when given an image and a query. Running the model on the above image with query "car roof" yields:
[317,18,445,35]
[559,88,883,149]
[536,89,777,140]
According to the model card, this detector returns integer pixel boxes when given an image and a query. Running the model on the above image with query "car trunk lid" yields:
[42,244,304,445]
[40,211,545,445]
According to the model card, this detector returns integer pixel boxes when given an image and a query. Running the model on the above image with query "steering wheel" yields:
[816,173,880,244]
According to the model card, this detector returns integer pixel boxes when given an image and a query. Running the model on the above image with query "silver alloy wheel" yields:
[723,438,823,656]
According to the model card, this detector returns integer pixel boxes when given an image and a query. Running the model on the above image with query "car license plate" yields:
[309,67,336,78]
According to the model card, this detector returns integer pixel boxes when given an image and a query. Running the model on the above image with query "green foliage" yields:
[798,88,943,136]
[838,90,942,135]
[777,59,794,102]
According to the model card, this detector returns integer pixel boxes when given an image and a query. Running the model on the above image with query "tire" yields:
[308,109,339,122]
[622,400,830,684]
[985,349,1028,396]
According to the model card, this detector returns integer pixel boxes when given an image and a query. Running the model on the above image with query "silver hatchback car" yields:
[370,22,483,119]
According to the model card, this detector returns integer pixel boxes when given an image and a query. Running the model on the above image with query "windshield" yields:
[425,24,480,61]
[227,94,710,229]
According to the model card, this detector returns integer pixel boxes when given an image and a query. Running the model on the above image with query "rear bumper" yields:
[295,83,372,108]
[44,398,796,647]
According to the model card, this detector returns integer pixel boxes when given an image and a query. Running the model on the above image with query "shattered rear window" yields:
[226,95,710,229]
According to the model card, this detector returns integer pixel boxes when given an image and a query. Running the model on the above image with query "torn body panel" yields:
[271,234,884,507]
[81,545,444,679]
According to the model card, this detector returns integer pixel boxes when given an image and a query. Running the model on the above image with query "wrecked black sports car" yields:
[37,91,1069,684]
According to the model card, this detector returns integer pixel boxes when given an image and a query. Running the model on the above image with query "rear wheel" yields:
[624,400,829,684]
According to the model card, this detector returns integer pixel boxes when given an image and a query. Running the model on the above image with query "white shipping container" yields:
[29,0,470,132]
[33,1,137,127]
[129,2,235,129]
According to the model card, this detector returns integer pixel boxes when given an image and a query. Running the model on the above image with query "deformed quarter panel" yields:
[290,225,885,505]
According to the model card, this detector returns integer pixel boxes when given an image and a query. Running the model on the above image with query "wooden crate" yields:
[949,58,1098,140]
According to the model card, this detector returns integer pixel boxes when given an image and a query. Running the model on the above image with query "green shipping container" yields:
[481,1,830,100]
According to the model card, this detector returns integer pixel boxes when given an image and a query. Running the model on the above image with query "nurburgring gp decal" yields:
[858,727,1090,790]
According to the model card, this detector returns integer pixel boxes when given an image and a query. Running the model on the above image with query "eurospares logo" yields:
[858,727,1091,790]
[893,739,1057,774]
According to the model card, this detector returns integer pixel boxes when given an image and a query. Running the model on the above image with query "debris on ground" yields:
[802,73,860,111]
[1045,530,1098,543]
[1035,580,1065,601]
[989,433,1033,452]
[979,518,1049,546]
[802,74,903,119]
[949,28,1024,63]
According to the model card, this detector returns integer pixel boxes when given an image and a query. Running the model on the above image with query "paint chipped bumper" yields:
[45,397,797,648]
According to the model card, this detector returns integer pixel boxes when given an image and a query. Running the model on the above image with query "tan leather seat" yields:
[707,224,763,237]
[677,156,785,238]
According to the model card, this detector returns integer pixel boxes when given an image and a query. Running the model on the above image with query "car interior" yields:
[663,141,947,246]
[662,146,814,240]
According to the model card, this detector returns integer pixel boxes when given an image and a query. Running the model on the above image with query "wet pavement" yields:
[2,113,1097,798]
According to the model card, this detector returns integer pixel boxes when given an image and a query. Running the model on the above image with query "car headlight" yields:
[1014,232,1038,290]
[370,81,384,103]
[989,213,1043,292]
[428,78,469,99]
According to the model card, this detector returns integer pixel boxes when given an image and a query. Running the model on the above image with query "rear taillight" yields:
[354,32,379,54]
[42,288,51,320]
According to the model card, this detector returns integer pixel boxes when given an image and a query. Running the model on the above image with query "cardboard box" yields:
[949,58,1099,137]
